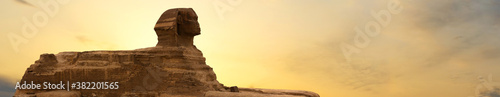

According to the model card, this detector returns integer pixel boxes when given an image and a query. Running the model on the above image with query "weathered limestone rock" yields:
[36,90,81,97]
[14,8,319,97]
[205,88,320,97]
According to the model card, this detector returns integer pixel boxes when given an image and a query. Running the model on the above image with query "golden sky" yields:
[1,0,500,97]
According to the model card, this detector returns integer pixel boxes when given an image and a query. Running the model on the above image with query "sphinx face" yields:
[177,9,201,36]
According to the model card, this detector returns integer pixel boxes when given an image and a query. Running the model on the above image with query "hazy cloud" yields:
[278,0,500,95]
[14,0,34,7]
[75,35,119,50]
[0,77,15,97]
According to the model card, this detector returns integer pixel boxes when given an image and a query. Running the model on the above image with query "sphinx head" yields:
[154,8,200,47]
